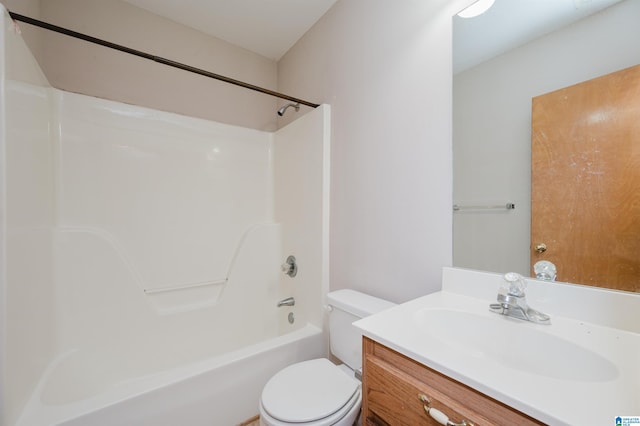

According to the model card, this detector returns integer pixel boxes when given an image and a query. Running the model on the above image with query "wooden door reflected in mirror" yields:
[531,64,640,292]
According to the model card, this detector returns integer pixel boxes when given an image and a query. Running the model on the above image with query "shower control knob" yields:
[534,243,547,253]
[281,255,298,277]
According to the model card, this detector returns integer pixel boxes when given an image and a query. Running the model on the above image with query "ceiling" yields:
[120,0,623,67]
[453,0,624,74]
[121,0,339,61]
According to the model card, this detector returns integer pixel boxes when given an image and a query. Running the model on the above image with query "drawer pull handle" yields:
[418,394,475,426]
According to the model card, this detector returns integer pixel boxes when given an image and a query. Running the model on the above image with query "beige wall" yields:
[4,0,279,130]
[1,0,42,60]
[278,0,471,303]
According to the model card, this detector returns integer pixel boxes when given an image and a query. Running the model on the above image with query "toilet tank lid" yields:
[327,289,396,318]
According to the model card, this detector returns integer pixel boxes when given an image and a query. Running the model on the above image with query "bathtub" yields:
[13,222,326,426]
[5,99,330,425]
[2,88,330,425]
[2,11,330,425]
[2,86,330,426]
[15,324,325,426]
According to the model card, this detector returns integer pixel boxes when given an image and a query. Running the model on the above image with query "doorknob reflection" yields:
[534,243,547,253]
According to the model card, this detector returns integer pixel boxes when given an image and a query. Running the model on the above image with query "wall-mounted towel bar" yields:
[453,203,515,211]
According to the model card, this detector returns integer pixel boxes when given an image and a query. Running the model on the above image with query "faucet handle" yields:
[502,272,526,297]
[534,260,557,281]
[281,255,298,277]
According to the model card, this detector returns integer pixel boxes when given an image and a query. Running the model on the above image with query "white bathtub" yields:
[3,87,330,425]
[15,324,324,426]
[2,11,330,425]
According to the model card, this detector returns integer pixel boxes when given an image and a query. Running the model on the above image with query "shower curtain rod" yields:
[8,11,320,109]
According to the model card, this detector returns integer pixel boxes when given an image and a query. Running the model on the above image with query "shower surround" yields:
[0,7,329,426]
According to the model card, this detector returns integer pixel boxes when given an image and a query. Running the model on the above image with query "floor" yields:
[238,415,260,426]
[240,413,361,425]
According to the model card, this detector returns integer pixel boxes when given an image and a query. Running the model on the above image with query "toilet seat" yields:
[260,358,361,425]
[259,387,360,426]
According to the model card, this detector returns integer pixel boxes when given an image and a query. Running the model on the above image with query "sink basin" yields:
[413,308,618,382]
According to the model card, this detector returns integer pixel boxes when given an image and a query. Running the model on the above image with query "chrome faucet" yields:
[489,273,550,325]
[277,297,295,308]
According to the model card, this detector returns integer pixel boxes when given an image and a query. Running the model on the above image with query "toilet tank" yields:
[327,289,395,370]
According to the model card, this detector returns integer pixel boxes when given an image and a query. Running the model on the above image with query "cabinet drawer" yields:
[365,354,473,425]
[362,337,545,426]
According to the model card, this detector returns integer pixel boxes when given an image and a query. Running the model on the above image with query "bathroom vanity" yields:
[362,337,542,425]
[355,267,640,426]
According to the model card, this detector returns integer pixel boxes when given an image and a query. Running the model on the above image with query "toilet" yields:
[259,289,395,426]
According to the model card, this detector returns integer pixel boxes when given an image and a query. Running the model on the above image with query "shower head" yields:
[277,103,300,117]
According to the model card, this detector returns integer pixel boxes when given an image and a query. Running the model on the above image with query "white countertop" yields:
[354,267,640,426]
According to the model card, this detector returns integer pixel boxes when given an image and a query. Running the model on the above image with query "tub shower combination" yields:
[0,7,330,426]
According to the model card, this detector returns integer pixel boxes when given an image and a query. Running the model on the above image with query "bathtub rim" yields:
[15,323,325,426]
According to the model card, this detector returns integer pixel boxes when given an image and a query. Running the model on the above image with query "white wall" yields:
[453,0,640,276]
[1,7,56,425]
[273,105,331,329]
[278,0,471,303]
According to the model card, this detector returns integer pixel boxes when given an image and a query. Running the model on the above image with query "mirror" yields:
[452,0,640,291]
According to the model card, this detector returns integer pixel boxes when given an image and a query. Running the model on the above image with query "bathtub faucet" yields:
[277,297,295,307]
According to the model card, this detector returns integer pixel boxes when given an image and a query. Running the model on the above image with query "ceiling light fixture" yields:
[457,0,496,18]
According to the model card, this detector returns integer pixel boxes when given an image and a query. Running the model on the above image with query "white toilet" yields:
[259,290,395,426]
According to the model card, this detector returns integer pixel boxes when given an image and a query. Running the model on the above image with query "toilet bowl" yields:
[259,290,395,426]
[259,359,361,426]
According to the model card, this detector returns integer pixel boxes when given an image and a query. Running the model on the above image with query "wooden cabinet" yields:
[362,337,545,426]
